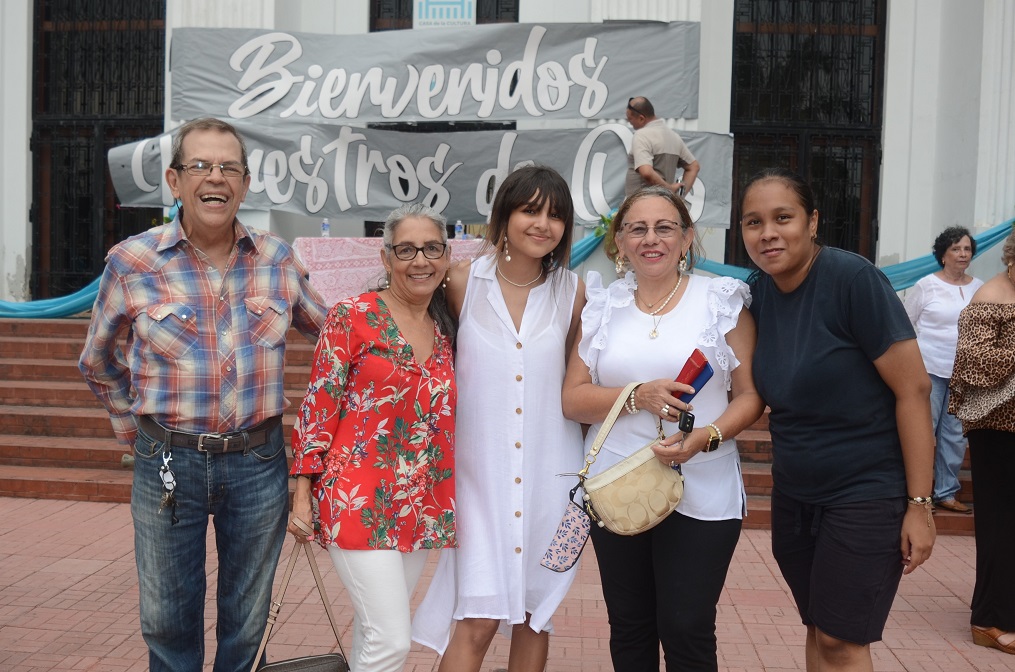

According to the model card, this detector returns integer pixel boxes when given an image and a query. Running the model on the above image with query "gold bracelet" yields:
[906,496,933,528]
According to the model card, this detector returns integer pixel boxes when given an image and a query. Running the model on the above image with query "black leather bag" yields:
[259,653,348,672]
[251,519,349,672]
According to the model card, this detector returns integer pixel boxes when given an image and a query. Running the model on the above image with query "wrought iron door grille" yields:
[728,0,885,265]
[31,0,165,299]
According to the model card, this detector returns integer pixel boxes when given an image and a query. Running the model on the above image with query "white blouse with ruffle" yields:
[577,271,752,521]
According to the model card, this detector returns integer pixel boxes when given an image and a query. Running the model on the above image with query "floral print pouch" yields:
[540,500,591,573]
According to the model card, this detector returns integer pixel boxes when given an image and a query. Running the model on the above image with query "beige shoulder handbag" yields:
[579,382,684,536]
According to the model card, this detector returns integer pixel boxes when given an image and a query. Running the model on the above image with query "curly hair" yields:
[1002,226,1015,268]
[931,226,975,267]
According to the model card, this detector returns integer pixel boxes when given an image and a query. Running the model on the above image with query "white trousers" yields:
[327,547,429,672]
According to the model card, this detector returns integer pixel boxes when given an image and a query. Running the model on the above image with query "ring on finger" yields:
[661,403,670,416]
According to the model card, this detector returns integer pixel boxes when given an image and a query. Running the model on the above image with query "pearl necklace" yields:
[638,274,683,339]
[497,262,543,288]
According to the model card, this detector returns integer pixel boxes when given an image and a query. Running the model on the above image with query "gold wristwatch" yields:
[703,424,722,452]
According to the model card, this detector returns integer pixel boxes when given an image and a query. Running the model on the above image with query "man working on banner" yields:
[625,95,701,198]
[79,117,328,672]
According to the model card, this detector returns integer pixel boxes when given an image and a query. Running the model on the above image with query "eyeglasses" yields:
[627,97,641,115]
[387,242,448,261]
[622,221,684,239]
[173,161,248,178]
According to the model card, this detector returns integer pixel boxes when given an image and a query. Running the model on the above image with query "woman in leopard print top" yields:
[950,226,1015,656]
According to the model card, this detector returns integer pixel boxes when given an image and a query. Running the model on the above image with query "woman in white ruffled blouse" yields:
[562,186,765,671]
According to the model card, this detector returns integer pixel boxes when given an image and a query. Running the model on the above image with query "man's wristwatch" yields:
[703,423,723,452]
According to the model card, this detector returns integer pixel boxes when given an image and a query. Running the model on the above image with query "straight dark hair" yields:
[740,167,819,286]
[739,167,817,218]
[485,165,575,273]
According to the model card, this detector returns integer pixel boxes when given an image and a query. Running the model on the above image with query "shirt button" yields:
[220,296,226,301]
[515,408,522,415]
[514,477,521,484]
[207,266,214,272]
[180,314,188,319]
[226,366,232,372]
[515,441,521,449]
[515,374,522,382]
[514,511,521,518]
[515,342,522,349]
[515,547,522,554]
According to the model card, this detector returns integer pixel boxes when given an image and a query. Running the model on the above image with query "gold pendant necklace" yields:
[640,274,683,339]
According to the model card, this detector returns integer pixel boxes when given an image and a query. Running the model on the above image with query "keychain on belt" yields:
[159,450,179,525]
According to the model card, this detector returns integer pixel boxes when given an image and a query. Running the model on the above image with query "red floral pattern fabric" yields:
[291,292,457,551]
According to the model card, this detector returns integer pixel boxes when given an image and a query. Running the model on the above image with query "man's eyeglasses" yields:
[622,221,684,239]
[627,97,641,115]
[173,161,248,178]
[387,242,448,261]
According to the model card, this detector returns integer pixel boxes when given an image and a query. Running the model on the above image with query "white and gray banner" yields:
[169,22,700,123]
[108,122,733,227]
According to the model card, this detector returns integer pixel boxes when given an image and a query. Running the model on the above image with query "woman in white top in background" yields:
[561,186,764,671]
[412,166,585,672]
[904,227,983,514]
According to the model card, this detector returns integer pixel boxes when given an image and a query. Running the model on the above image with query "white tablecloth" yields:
[293,237,488,307]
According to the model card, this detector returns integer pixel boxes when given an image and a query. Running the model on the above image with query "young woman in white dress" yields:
[412,166,585,672]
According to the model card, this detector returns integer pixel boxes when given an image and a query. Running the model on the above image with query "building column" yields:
[974,0,1015,232]
[0,2,32,301]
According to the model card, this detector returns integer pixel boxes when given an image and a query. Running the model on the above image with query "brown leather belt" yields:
[137,415,282,454]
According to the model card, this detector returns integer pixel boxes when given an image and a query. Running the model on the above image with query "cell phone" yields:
[678,362,714,404]
[674,349,708,387]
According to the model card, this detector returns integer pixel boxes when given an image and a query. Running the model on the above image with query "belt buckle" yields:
[197,432,225,453]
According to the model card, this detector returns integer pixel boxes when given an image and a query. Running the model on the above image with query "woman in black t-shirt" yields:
[740,167,936,671]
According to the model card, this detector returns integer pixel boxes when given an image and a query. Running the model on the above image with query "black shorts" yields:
[771,489,906,645]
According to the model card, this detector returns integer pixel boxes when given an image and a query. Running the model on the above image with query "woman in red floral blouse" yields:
[289,203,457,671]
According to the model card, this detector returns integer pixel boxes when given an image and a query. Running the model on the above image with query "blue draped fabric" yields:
[0,277,102,318]
[3,219,1011,319]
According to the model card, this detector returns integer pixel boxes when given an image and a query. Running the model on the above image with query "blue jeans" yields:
[131,422,289,672]
[929,374,968,502]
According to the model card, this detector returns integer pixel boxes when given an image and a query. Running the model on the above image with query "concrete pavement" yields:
[0,497,1008,671]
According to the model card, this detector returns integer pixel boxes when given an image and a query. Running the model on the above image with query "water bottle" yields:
[320,217,330,237]
[454,219,464,239]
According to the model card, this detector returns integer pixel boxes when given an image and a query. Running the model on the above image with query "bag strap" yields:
[578,382,662,478]
[249,518,348,672]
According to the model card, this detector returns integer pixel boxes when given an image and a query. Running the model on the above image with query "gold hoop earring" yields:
[503,236,511,262]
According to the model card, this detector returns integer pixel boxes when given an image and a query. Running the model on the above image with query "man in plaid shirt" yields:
[79,118,328,672]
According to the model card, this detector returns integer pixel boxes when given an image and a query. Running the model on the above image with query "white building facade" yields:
[1,0,1013,300]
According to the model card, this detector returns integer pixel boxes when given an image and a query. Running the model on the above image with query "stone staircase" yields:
[0,317,975,534]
